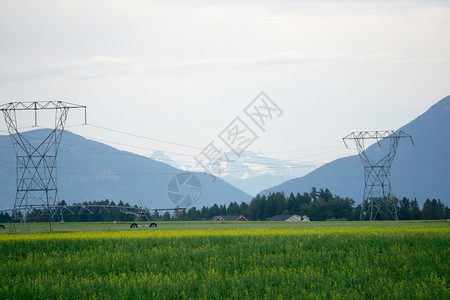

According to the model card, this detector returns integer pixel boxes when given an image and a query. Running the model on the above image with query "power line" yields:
[264,146,344,154]
[2,133,444,175]
[87,124,204,150]
[3,124,354,168]
[85,123,353,163]
[3,124,449,177]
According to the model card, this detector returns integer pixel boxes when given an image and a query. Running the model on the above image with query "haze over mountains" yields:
[151,148,316,195]
[0,95,448,210]
[0,130,251,210]
[261,95,450,206]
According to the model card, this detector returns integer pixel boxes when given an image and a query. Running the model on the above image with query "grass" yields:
[1,219,448,233]
[0,221,448,299]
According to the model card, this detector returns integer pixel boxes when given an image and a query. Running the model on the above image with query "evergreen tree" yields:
[226,202,240,215]
[397,197,411,220]
[239,202,249,217]
[410,198,421,220]
[162,211,171,221]
[422,199,445,220]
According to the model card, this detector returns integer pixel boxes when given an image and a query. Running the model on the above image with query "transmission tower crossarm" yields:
[0,101,86,111]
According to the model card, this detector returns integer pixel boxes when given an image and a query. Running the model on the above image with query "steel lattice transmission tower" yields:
[0,101,86,230]
[343,131,413,221]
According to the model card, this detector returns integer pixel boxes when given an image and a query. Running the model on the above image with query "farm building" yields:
[268,215,310,222]
[210,215,248,222]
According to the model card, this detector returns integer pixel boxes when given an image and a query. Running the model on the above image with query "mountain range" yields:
[261,95,450,206]
[150,148,316,195]
[1,95,448,210]
[0,130,251,210]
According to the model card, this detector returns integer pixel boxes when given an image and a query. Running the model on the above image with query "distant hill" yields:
[261,95,450,206]
[149,148,316,196]
[219,149,315,196]
[0,130,251,210]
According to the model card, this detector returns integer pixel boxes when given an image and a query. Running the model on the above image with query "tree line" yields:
[177,188,449,221]
[0,188,448,223]
[0,200,146,223]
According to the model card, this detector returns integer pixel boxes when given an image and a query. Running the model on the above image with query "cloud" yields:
[0,50,442,83]
[0,56,137,83]
[171,51,397,71]
[176,51,310,68]
[392,57,449,64]
[67,56,135,69]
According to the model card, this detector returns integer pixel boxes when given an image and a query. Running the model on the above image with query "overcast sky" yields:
[1,0,449,172]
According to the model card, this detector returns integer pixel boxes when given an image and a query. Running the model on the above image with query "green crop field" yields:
[0,221,449,299]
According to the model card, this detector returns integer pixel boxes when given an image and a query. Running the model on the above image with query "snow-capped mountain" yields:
[217,149,315,195]
[150,148,316,196]
[150,150,187,171]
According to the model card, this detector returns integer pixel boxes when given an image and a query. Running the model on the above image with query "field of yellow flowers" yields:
[0,223,448,299]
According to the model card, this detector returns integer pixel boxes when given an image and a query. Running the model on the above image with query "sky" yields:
[0,0,449,175]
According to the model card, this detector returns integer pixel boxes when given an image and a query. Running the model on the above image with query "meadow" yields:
[0,221,448,299]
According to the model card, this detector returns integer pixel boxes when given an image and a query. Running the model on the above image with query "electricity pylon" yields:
[0,101,86,231]
[343,130,413,221]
